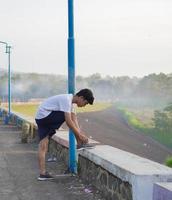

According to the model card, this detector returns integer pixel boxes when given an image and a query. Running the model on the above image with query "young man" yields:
[35,88,94,181]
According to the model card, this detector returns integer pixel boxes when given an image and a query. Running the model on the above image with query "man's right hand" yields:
[64,112,88,144]
[77,132,88,144]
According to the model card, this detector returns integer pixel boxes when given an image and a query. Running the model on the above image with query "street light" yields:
[68,0,77,173]
[0,41,12,124]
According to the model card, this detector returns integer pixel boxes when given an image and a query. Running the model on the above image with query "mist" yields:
[0,69,172,108]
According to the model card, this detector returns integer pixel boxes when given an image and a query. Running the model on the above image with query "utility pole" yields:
[68,0,77,173]
[0,41,12,124]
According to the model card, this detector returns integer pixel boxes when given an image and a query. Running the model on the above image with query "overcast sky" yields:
[0,0,172,77]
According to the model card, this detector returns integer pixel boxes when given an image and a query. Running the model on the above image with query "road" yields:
[77,106,172,164]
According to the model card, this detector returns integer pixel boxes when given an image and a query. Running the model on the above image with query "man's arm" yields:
[64,112,88,144]
[71,112,80,130]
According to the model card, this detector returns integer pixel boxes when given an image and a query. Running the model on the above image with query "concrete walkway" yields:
[0,120,104,200]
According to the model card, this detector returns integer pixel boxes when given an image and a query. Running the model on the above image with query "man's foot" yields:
[37,172,54,181]
[77,143,95,150]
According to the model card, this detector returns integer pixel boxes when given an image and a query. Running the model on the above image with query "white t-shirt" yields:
[35,94,75,119]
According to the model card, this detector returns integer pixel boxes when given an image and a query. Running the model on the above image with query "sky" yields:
[0,0,172,77]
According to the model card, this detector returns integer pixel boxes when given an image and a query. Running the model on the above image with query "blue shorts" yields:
[35,111,65,141]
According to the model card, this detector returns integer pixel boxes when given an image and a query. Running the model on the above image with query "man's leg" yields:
[38,136,49,175]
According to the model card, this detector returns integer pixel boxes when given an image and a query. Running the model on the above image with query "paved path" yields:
[0,120,103,200]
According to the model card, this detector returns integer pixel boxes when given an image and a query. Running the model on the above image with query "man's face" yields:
[77,96,88,107]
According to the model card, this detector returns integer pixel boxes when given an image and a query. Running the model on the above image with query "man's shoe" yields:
[77,143,95,150]
[37,172,54,181]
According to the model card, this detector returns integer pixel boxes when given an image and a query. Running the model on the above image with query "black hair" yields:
[76,88,94,105]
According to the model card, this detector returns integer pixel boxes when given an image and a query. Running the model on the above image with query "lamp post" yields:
[0,41,12,124]
[68,0,77,173]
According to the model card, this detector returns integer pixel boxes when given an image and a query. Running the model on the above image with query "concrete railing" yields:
[50,132,172,200]
[1,107,172,200]
[153,182,172,200]
[0,108,38,143]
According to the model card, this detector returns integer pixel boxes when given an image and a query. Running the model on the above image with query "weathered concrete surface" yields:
[0,120,104,200]
[78,145,172,200]
[51,131,172,200]
[153,182,172,200]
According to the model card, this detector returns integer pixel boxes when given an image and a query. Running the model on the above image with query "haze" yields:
[0,0,172,77]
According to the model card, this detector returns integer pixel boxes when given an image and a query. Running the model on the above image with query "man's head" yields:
[75,88,94,107]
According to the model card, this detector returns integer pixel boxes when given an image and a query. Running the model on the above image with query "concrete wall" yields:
[1,108,172,200]
[0,108,38,143]
[153,183,172,200]
[50,134,172,200]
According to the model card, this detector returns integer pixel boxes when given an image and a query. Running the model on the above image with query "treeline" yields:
[153,103,172,134]
[0,69,172,107]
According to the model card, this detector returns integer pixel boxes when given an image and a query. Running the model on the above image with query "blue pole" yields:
[4,45,11,124]
[7,46,11,114]
[0,41,11,124]
[68,0,77,173]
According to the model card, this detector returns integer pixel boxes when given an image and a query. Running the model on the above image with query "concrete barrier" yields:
[153,182,172,200]
[0,108,38,143]
[21,122,30,143]
[51,132,172,200]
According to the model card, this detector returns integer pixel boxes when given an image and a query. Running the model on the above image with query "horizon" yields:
[0,67,171,79]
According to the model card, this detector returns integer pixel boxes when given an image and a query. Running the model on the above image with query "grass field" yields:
[117,106,154,129]
[116,105,172,149]
[2,102,112,118]
[2,102,172,150]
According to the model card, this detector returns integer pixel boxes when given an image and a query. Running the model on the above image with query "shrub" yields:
[165,156,172,168]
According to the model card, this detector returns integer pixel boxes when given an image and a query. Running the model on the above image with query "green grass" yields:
[2,102,112,118]
[11,104,38,117]
[116,105,172,149]
[118,108,145,129]
[148,129,172,149]
[165,156,172,168]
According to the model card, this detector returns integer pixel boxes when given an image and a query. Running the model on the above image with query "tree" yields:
[153,103,172,134]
